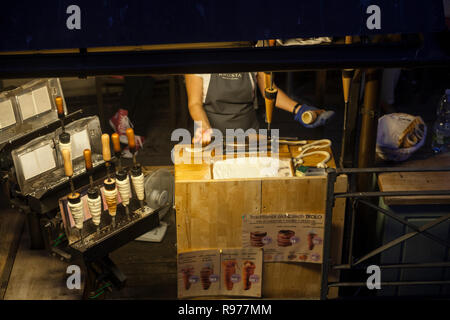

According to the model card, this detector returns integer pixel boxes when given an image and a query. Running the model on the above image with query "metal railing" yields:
[321,166,450,299]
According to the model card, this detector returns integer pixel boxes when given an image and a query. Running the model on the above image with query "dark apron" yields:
[204,73,259,134]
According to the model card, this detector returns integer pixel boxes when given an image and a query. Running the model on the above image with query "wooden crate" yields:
[174,142,347,299]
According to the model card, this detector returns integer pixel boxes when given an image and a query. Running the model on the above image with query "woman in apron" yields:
[185,72,334,144]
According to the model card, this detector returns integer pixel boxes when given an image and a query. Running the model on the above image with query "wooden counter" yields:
[174,142,347,299]
[378,153,450,205]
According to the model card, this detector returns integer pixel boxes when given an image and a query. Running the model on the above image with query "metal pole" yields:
[320,168,337,300]
[329,280,450,287]
[334,261,450,270]
[337,166,450,174]
[335,190,450,199]
[357,68,380,190]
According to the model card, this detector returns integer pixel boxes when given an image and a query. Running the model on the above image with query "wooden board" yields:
[261,175,347,298]
[175,180,261,251]
[175,141,347,299]
[0,209,25,299]
[378,153,450,205]
[174,143,292,182]
[261,177,327,214]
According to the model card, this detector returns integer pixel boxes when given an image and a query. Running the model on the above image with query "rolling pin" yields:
[340,35,355,168]
[62,149,85,241]
[57,95,70,158]
[103,177,118,228]
[84,149,102,232]
[55,96,65,131]
[59,132,72,163]
[265,85,278,132]
[301,110,325,124]
[84,149,94,187]
[127,128,145,210]
[101,133,112,179]
[126,128,137,165]
[62,149,75,193]
[264,40,277,136]
[111,132,122,172]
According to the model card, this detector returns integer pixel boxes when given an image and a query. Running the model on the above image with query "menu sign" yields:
[177,248,262,298]
[242,214,324,264]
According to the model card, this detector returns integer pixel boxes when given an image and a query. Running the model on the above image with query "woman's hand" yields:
[192,127,213,146]
[294,104,335,128]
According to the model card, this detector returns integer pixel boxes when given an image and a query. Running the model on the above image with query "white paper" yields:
[32,86,52,114]
[71,129,90,159]
[19,144,56,180]
[0,99,16,129]
[17,92,35,120]
[213,157,292,179]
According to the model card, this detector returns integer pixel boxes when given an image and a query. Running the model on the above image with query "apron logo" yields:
[218,73,242,80]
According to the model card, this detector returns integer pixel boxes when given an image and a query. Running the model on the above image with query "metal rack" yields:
[321,166,450,299]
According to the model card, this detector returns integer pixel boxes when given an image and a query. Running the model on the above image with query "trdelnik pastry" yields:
[277,230,295,247]
[250,231,267,247]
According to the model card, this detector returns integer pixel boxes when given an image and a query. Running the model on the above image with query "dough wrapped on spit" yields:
[131,167,145,201]
[87,188,102,227]
[104,179,118,217]
[116,172,131,207]
[68,193,84,230]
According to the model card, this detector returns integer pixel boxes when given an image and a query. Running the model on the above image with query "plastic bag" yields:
[376,113,427,161]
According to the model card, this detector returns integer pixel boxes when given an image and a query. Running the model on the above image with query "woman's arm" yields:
[256,72,301,114]
[184,74,212,129]
[184,74,212,144]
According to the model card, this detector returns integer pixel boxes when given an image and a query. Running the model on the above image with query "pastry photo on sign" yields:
[177,248,262,298]
[222,260,238,291]
[200,263,216,290]
[242,260,256,290]
[250,231,267,247]
[220,248,262,297]
[277,229,296,247]
[177,250,221,298]
[242,214,325,264]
